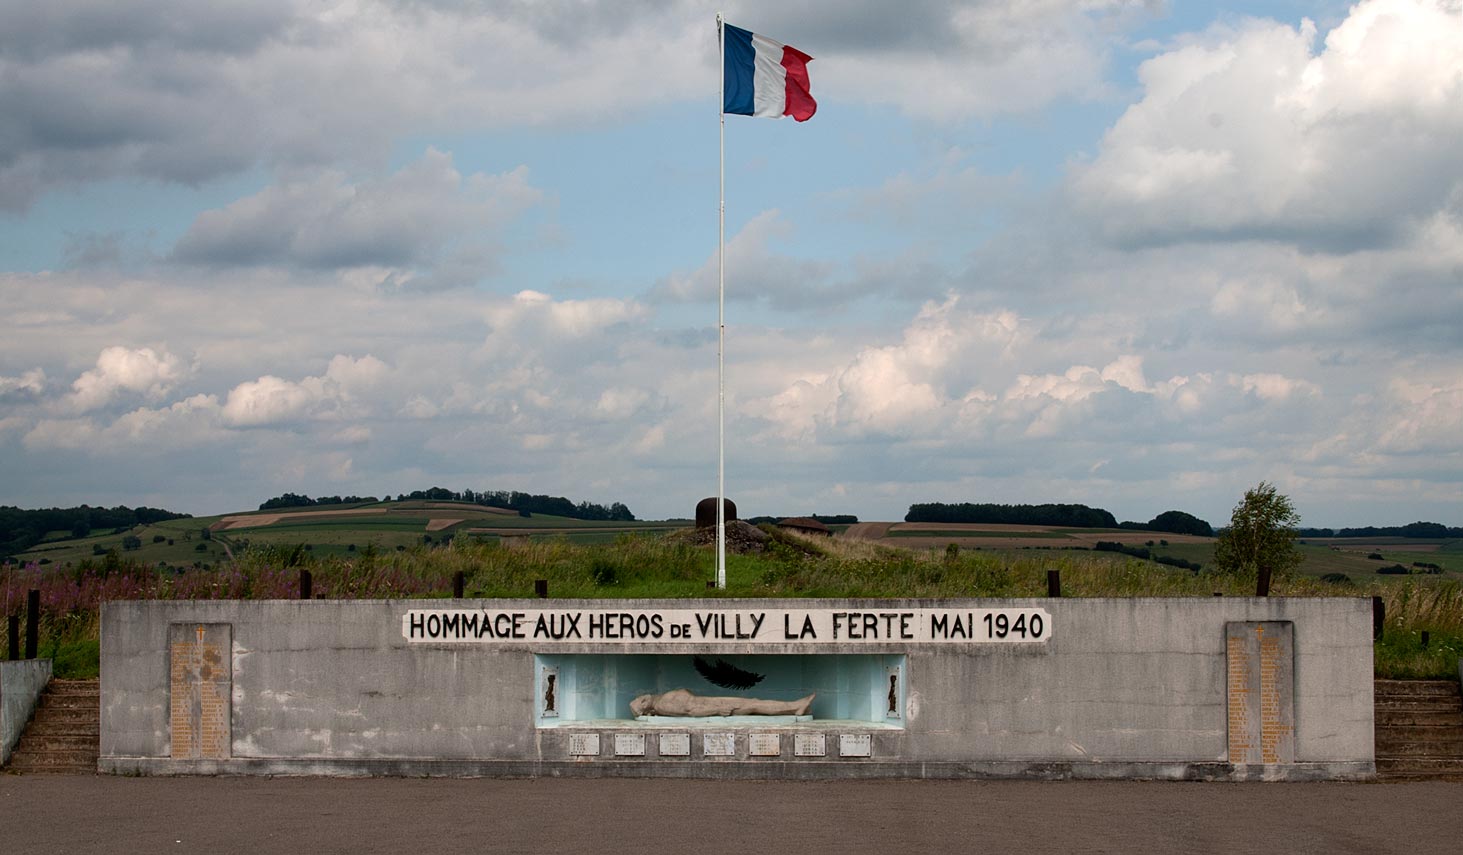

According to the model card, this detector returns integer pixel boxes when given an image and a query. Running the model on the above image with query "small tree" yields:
[1214,482,1302,596]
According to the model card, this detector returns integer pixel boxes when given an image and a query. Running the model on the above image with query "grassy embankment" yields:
[5,522,1461,681]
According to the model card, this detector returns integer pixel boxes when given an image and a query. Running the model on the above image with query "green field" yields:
[12,502,686,567]
[886,529,1065,539]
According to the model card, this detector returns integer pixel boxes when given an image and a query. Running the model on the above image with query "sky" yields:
[1,0,1461,528]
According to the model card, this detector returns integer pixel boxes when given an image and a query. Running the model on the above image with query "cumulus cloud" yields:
[23,393,225,452]
[758,0,1154,118]
[482,290,648,347]
[221,354,389,427]
[0,368,46,402]
[649,211,851,310]
[744,297,1027,438]
[69,346,186,411]
[2,0,1162,210]
[1070,0,1463,248]
[0,0,707,210]
[172,150,541,280]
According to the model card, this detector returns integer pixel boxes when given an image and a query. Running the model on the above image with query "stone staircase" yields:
[3,679,99,774]
[1375,679,1463,780]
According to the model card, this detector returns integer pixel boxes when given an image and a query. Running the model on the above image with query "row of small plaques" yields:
[567,732,873,758]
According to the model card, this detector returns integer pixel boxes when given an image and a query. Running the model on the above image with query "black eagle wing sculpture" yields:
[692,656,765,690]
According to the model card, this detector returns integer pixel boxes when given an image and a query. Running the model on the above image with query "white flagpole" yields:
[716,12,727,590]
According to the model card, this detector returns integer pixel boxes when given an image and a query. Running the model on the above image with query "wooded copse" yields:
[257,487,636,522]
[0,505,192,558]
[905,503,1216,537]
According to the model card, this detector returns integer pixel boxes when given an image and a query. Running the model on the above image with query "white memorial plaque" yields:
[614,733,646,756]
[658,733,691,757]
[703,733,736,757]
[568,733,601,756]
[839,734,872,757]
[748,733,781,757]
[794,733,826,757]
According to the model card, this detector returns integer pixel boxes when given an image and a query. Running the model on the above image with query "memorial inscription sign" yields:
[403,607,1051,645]
[614,733,646,756]
[794,733,827,757]
[749,733,781,756]
[703,733,736,756]
[658,733,691,757]
[1226,621,1295,765]
[568,733,601,756]
[839,734,873,757]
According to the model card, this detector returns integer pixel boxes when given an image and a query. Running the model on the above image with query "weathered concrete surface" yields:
[1,658,52,765]
[101,597,1374,779]
[3,776,1461,855]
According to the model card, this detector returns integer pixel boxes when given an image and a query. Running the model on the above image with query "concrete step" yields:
[1374,679,1463,780]
[1375,710,1463,727]
[1376,756,1463,779]
[27,706,99,725]
[1374,680,1461,699]
[3,679,100,775]
[1375,697,1461,714]
[23,733,100,749]
[45,678,100,693]
[22,721,99,737]
[36,691,99,711]
[1376,723,1463,741]
[3,755,96,773]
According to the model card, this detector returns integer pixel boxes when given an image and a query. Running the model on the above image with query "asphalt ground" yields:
[3,776,1462,854]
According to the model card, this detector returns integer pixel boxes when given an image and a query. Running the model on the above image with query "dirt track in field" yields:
[213,508,390,530]
[838,522,892,540]
[838,522,1213,550]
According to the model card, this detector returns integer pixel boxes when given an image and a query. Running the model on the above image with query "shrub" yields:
[589,558,620,586]
[1376,564,1409,575]
[1368,552,1384,560]
[152,535,167,543]
[1095,541,1151,560]
[194,542,208,552]
[1156,555,1202,572]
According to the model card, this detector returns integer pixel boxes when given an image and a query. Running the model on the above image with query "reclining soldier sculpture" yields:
[630,688,815,718]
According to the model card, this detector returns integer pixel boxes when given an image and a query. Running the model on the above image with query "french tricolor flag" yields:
[722,23,816,122]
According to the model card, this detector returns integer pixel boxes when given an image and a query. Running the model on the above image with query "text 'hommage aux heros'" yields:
[402,608,1051,645]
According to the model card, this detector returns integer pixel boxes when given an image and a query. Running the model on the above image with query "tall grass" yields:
[4,531,1462,679]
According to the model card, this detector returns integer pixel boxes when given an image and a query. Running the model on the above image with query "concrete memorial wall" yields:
[99,597,1374,779]
[2,658,53,766]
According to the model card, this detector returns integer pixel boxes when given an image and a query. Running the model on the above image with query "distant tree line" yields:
[906,503,1216,536]
[1117,510,1214,537]
[1298,521,1463,539]
[257,487,635,522]
[0,504,191,558]
[906,503,1118,528]
[259,493,380,510]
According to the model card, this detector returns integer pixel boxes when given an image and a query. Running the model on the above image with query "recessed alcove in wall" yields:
[535,654,905,727]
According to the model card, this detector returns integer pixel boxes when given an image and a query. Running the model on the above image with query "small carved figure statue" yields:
[630,688,815,718]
